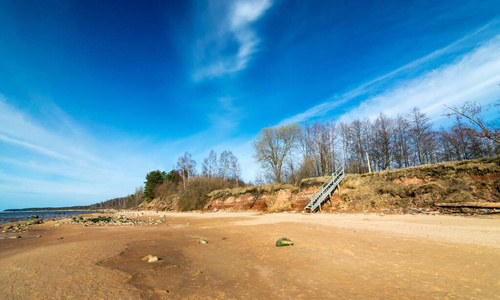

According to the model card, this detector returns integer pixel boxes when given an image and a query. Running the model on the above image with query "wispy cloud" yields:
[0,133,70,160]
[0,97,160,209]
[192,0,272,80]
[280,20,500,125]
[0,94,262,209]
[339,34,500,123]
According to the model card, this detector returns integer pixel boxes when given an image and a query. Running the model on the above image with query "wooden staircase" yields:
[305,165,345,212]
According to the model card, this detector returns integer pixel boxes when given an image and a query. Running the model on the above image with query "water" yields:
[0,211,93,224]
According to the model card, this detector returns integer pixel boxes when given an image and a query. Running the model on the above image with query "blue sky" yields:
[1,0,500,210]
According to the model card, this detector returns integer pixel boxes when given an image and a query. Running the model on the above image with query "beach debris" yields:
[276,237,294,247]
[199,238,208,244]
[141,255,159,263]
[10,235,21,239]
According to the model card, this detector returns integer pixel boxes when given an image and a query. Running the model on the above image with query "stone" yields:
[276,237,294,247]
[57,237,64,240]
[141,255,159,263]
[36,235,41,238]
[10,235,21,239]
[148,256,159,263]
[54,223,61,227]
[199,238,208,244]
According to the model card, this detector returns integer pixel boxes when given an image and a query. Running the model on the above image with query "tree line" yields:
[93,101,498,209]
[253,102,499,184]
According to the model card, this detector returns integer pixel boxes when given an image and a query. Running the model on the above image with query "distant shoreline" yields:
[0,210,95,225]
[2,207,93,212]
[2,210,94,212]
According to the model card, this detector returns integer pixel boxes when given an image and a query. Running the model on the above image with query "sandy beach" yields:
[1,212,499,299]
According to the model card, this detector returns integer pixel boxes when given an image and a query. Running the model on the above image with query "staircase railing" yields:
[305,165,345,212]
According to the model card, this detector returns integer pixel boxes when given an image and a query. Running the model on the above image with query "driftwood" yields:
[435,202,500,208]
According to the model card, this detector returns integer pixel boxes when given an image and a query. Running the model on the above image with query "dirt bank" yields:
[204,156,500,213]
[0,212,499,299]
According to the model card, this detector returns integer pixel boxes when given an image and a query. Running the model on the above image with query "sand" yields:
[0,212,499,299]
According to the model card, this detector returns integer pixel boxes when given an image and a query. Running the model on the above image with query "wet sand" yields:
[0,212,499,299]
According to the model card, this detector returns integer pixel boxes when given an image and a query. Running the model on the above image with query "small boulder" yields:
[141,255,159,263]
[276,237,294,247]
[199,238,208,244]
[10,235,21,239]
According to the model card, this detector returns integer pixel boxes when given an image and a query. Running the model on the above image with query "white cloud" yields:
[0,97,160,209]
[280,21,500,125]
[0,133,70,160]
[192,0,272,80]
[339,35,500,123]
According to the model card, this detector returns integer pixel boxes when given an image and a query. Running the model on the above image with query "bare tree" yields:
[253,123,303,183]
[302,121,339,176]
[408,107,434,165]
[230,155,241,187]
[444,101,500,144]
[372,113,394,171]
[202,150,218,178]
[393,115,411,169]
[176,152,196,189]
[219,150,233,181]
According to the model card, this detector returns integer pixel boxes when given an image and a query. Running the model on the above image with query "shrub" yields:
[176,177,237,211]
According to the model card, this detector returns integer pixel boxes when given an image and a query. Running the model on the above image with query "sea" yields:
[0,211,93,225]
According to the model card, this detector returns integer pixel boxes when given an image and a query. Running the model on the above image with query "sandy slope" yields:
[0,212,499,299]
